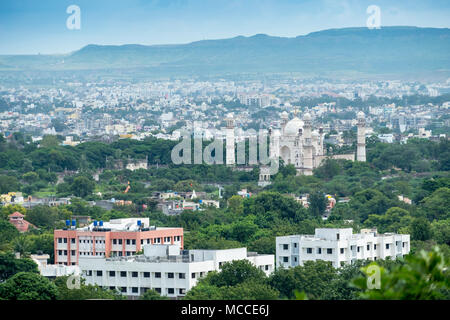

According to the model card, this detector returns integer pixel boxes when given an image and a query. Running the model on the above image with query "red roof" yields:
[8,212,35,232]
[8,211,25,218]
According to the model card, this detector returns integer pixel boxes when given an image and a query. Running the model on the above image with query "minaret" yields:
[303,112,313,175]
[357,111,366,162]
[225,113,235,165]
[280,111,289,133]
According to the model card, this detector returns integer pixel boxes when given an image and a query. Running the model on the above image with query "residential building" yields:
[8,211,35,232]
[79,245,274,299]
[54,218,183,265]
[276,228,410,268]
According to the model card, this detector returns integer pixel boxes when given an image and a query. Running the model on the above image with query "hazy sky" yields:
[0,0,449,54]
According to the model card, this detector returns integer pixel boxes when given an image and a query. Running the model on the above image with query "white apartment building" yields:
[79,245,274,299]
[276,228,410,268]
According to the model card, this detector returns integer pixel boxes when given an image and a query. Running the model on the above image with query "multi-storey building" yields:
[54,218,183,265]
[79,245,274,299]
[276,228,410,268]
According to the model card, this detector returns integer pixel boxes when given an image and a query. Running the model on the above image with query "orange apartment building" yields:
[54,218,183,265]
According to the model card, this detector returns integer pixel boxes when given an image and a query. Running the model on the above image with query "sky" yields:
[0,0,449,55]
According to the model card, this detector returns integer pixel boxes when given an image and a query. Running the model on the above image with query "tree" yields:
[25,205,59,229]
[227,195,244,215]
[0,219,20,246]
[420,187,450,221]
[208,259,267,288]
[308,190,328,217]
[140,289,169,300]
[183,282,224,300]
[353,247,450,300]
[364,207,413,234]
[314,158,342,180]
[71,176,95,198]
[0,175,20,194]
[40,135,60,148]
[22,171,39,184]
[222,281,279,300]
[54,276,124,300]
[411,217,432,241]
[0,252,39,281]
[0,272,58,300]
[431,219,450,245]
[12,235,33,256]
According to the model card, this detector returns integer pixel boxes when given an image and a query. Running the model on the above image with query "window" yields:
[63,238,67,243]
[132,272,138,278]
[283,244,289,250]
[86,270,92,276]
[109,286,115,291]
[131,240,136,245]
[120,271,127,277]
[402,242,406,248]
[336,233,340,240]
[155,288,161,294]
[386,244,390,249]
[317,248,322,254]
[126,239,130,245]
[294,243,297,248]
[121,287,127,293]
[191,273,196,279]
[294,257,298,262]
[327,248,333,254]
[265,265,269,271]
[340,248,344,254]
[132,287,138,294]
[118,239,122,245]
[179,289,186,295]
[113,239,117,245]
[96,271,103,276]
[109,271,115,277]
[306,248,312,254]
[179,273,186,279]
[71,238,76,244]
[357,247,360,253]
[144,272,150,278]
[374,244,377,250]
[155,272,161,278]
[58,238,62,243]
[367,244,370,251]
[283,257,289,262]
[71,250,76,255]
[168,288,174,294]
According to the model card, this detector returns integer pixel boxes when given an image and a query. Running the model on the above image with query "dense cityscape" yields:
[0,0,448,311]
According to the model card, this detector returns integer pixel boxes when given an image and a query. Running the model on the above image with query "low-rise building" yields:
[276,228,410,268]
[79,245,274,299]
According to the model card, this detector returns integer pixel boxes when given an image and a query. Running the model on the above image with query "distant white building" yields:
[79,245,274,298]
[276,228,410,268]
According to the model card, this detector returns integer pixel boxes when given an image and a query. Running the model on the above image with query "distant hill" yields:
[1,26,449,78]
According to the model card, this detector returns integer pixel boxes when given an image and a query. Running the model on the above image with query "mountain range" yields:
[1,26,449,78]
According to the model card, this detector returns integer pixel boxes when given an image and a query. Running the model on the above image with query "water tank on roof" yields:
[137,220,142,226]
[71,220,76,227]
[93,220,98,227]
[65,220,70,226]
[99,220,103,227]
